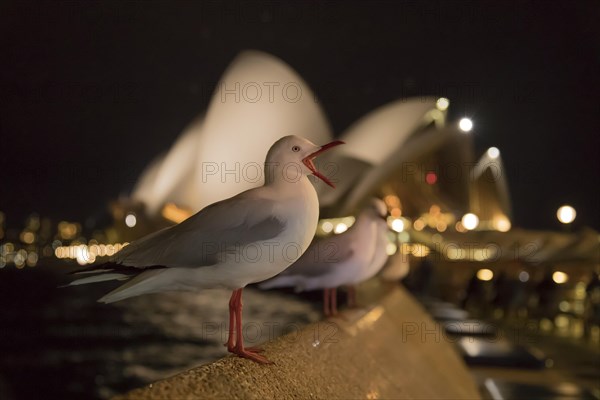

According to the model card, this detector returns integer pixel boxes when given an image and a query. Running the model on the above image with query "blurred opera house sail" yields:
[314,98,475,218]
[131,50,332,217]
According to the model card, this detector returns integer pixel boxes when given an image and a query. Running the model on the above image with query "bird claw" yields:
[232,348,273,364]
[224,342,263,353]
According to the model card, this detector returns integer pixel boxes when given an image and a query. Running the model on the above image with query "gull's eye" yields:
[292,145,301,152]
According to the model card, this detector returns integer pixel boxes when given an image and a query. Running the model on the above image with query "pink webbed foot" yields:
[231,347,273,364]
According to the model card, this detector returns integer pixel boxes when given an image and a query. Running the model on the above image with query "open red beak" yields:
[302,140,345,188]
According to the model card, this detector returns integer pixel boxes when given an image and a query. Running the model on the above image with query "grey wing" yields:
[281,234,354,277]
[113,196,285,268]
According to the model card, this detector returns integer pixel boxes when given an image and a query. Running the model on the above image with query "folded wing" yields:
[114,195,286,269]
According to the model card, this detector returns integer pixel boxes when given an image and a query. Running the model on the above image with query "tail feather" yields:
[62,262,168,304]
[98,269,166,303]
[60,273,130,288]
[70,268,115,275]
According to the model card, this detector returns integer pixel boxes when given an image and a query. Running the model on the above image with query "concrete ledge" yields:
[116,282,480,399]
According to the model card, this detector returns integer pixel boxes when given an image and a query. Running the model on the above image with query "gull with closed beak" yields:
[260,198,390,316]
[65,135,343,363]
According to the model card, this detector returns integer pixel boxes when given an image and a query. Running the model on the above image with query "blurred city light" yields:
[321,221,333,233]
[391,218,404,233]
[487,147,500,159]
[455,221,467,233]
[55,242,129,264]
[476,268,494,281]
[436,221,447,232]
[518,271,530,282]
[425,171,437,185]
[458,118,473,132]
[386,242,397,255]
[436,97,450,111]
[461,213,479,230]
[557,205,576,224]
[552,271,569,284]
[334,223,348,234]
[161,203,193,224]
[413,219,425,231]
[494,215,512,232]
[411,243,430,257]
[125,213,137,228]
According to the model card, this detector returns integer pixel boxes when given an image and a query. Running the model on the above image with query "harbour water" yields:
[0,264,321,399]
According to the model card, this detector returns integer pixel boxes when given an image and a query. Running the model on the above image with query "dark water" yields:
[0,264,321,399]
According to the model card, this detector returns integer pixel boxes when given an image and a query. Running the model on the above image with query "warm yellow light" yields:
[58,221,78,240]
[436,97,450,111]
[411,244,430,257]
[14,252,25,268]
[391,219,404,233]
[386,243,397,255]
[400,243,411,255]
[413,219,425,231]
[461,213,479,230]
[459,118,473,132]
[455,221,467,233]
[334,223,348,234]
[552,271,569,284]
[125,213,137,228]
[21,231,35,244]
[322,221,333,233]
[436,221,447,232]
[342,216,356,227]
[557,205,576,224]
[473,249,487,261]
[162,203,193,224]
[487,147,500,159]
[384,194,400,208]
[495,216,511,232]
[447,247,464,260]
[477,268,494,281]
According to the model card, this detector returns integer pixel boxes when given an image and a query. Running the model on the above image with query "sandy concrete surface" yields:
[116,282,480,399]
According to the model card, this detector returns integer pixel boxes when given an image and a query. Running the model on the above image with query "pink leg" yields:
[224,289,240,352]
[330,287,338,316]
[230,288,272,364]
[347,285,357,308]
[324,288,331,316]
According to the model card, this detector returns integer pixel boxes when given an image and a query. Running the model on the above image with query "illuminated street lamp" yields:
[461,213,479,230]
[552,271,569,284]
[459,118,473,132]
[476,268,494,281]
[436,97,450,111]
[391,218,405,233]
[487,147,500,159]
[125,213,137,228]
[556,205,576,225]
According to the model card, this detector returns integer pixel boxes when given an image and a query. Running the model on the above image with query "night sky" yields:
[1,1,599,230]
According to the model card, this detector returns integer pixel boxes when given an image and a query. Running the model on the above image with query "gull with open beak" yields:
[65,135,343,364]
[260,198,390,316]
